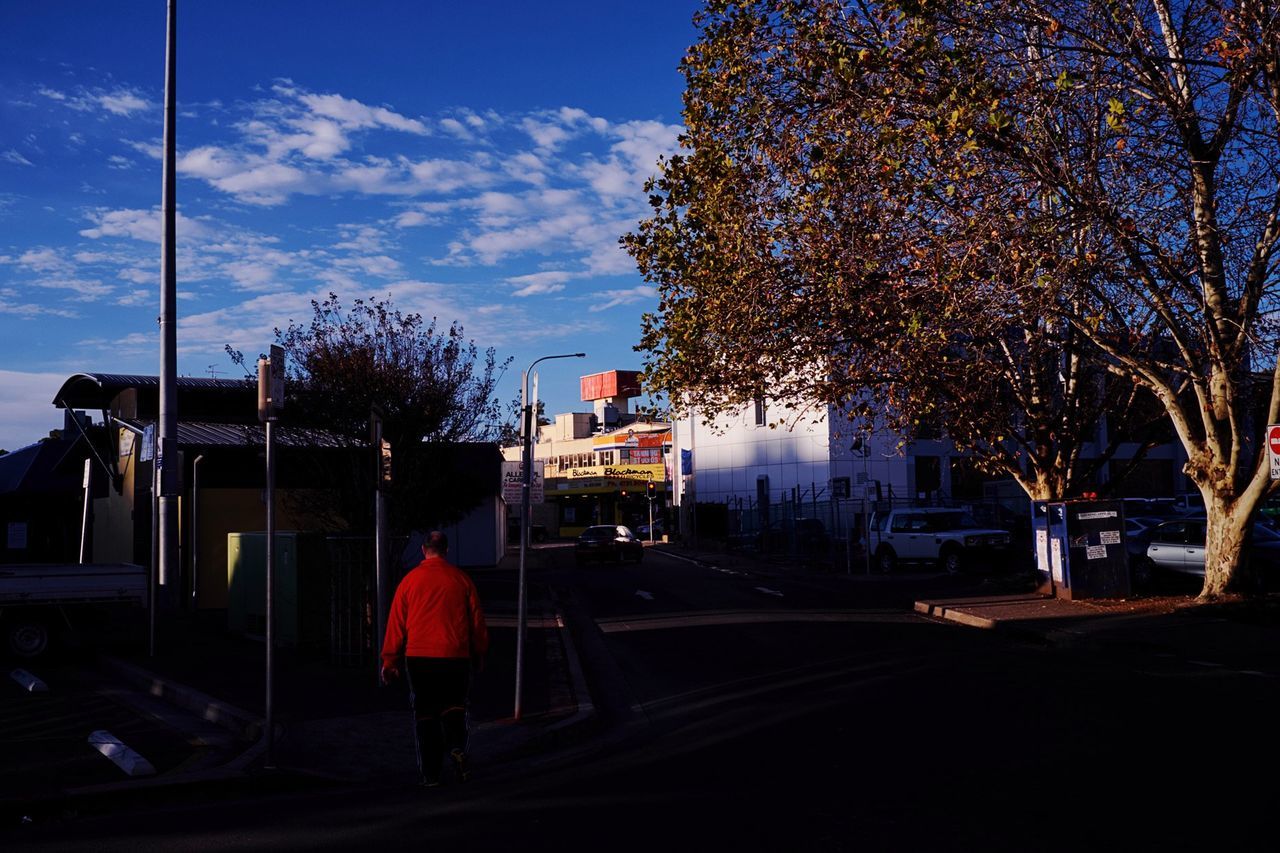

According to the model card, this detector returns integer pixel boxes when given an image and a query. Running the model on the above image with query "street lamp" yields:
[515,351,585,720]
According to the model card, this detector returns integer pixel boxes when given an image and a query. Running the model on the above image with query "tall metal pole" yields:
[372,410,387,682]
[515,352,584,720]
[191,455,203,607]
[157,0,179,598]
[264,418,276,768]
[79,459,92,564]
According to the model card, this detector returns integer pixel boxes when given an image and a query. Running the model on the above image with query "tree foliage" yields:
[625,0,1280,596]
[230,293,508,534]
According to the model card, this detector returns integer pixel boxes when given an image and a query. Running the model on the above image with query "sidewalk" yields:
[915,590,1280,671]
[41,546,595,809]
[657,539,1280,670]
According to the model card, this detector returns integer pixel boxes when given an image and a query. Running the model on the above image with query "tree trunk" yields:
[1201,498,1250,598]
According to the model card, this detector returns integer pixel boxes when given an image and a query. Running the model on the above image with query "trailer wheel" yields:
[7,618,50,659]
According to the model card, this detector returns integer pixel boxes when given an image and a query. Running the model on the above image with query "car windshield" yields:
[1253,524,1280,542]
[924,512,979,531]
[581,527,616,541]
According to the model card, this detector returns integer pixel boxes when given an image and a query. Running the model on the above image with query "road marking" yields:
[635,590,654,600]
[87,730,156,777]
[9,669,48,693]
[597,609,915,633]
[1188,660,1223,668]
[755,586,784,597]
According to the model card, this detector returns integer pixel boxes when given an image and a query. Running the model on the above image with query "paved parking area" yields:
[0,658,205,807]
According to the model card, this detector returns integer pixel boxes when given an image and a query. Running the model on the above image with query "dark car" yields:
[575,525,644,565]
[754,518,830,555]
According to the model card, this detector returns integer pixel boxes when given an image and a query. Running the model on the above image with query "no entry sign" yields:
[1269,424,1280,480]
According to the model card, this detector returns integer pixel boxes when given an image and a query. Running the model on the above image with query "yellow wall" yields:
[193,488,321,609]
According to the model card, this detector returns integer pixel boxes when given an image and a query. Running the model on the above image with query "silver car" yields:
[1145,518,1280,577]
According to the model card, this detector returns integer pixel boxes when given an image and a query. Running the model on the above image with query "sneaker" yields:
[418,777,441,789]
[449,749,470,783]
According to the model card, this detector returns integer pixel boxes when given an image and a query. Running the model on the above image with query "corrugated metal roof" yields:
[121,419,352,449]
[52,373,253,409]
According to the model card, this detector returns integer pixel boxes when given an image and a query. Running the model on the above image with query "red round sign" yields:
[1270,426,1280,455]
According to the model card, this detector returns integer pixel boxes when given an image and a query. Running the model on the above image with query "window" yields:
[754,398,766,426]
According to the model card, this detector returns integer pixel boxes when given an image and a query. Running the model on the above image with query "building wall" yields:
[675,401,835,505]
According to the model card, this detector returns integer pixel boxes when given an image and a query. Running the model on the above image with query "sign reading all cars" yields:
[502,460,545,503]
[1270,424,1280,480]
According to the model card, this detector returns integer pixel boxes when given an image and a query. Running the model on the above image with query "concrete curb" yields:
[913,600,999,629]
[475,594,600,762]
[97,654,263,741]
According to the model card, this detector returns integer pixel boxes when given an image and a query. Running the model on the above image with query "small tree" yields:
[229,292,508,534]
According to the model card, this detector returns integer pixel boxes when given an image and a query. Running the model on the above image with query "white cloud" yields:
[588,285,656,312]
[80,208,217,243]
[508,270,575,297]
[0,370,74,451]
[2,150,33,166]
[106,154,132,170]
[296,91,429,136]
[41,85,153,117]
[98,89,151,116]
[521,119,571,151]
[17,248,74,275]
[440,118,472,140]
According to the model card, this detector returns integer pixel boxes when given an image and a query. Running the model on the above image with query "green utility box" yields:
[227,532,329,648]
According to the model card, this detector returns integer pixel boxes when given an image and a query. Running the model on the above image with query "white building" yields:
[672,396,1191,540]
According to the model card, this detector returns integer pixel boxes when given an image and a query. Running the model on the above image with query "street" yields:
[7,544,1279,851]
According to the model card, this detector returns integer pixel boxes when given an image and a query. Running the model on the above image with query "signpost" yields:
[1269,425,1280,480]
[257,344,284,770]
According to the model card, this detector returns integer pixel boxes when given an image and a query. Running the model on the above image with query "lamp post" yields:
[515,351,585,720]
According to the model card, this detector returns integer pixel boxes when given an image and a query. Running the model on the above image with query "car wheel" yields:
[1130,555,1154,589]
[876,547,897,574]
[940,547,964,575]
[7,618,50,659]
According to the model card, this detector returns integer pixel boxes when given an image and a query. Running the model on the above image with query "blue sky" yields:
[0,1,700,450]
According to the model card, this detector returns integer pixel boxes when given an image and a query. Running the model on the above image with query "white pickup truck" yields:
[0,563,146,657]
[867,507,1011,574]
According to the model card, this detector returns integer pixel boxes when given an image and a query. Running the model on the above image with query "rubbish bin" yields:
[1049,500,1130,600]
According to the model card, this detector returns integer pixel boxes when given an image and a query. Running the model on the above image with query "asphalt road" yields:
[9,545,1279,851]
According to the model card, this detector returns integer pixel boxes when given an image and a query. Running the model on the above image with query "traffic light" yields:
[647,481,655,497]
[620,489,628,497]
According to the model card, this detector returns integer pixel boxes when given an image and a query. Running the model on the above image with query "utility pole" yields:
[515,352,584,720]
[157,0,179,602]
[258,345,284,769]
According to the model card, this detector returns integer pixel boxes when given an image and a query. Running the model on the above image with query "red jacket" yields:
[381,554,488,665]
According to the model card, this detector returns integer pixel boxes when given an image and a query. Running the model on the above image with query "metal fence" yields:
[325,535,409,668]
[709,487,1030,572]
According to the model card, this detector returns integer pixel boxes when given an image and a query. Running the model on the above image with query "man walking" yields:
[381,531,488,787]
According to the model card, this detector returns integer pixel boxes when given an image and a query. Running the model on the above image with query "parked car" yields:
[637,518,665,540]
[1145,518,1280,578]
[575,525,644,565]
[751,518,831,555]
[1124,516,1169,588]
[867,507,1010,574]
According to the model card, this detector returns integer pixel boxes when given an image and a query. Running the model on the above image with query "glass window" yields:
[1152,522,1186,545]
[754,398,766,426]
[891,514,916,533]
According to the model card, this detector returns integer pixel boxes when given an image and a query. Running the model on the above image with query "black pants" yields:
[404,657,471,783]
